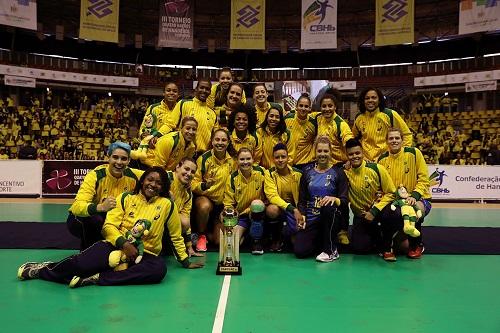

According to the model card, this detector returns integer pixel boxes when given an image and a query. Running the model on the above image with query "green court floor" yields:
[2,250,500,333]
[2,202,500,227]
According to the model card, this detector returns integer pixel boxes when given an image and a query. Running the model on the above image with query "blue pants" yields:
[66,213,106,250]
[38,241,167,286]
[294,206,340,258]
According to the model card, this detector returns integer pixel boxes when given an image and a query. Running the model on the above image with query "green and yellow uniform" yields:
[284,112,317,166]
[177,97,217,152]
[223,166,266,215]
[192,150,234,204]
[377,147,431,201]
[256,127,295,169]
[148,131,196,171]
[69,165,144,217]
[352,108,413,162]
[264,166,302,212]
[207,83,247,110]
[168,171,193,248]
[344,161,396,218]
[102,192,189,266]
[140,100,180,136]
[316,113,354,163]
[255,102,283,126]
[230,130,262,164]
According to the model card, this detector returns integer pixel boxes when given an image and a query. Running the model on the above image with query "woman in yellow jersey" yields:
[227,103,262,163]
[18,167,204,288]
[377,128,432,259]
[168,158,204,258]
[148,116,198,171]
[192,129,233,251]
[316,91,354,164]
[264,143,304,252]
[256,106,295,169]
[223,148,267,255]
[284,93,318,169]
[139,82,180,139]
[214,83,244,129]
[207,67,247,110]
[352,87,413,162]
[67,141,144,250]
[253,83,283,125]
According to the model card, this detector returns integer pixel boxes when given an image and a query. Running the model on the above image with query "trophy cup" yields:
[216,208,242,275]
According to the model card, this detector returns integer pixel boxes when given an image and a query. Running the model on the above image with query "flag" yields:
[158,0,193,48]
[230,0,265,50]
[459,0,500,35]
[0,0,37,30]
[375,0,414,47]
[79,0,119,43]
[301,0,337,50]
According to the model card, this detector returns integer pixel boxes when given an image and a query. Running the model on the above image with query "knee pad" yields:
[250,200,265,213]
[249,219,264,240]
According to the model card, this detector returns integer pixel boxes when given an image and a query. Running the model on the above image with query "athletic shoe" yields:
[407,245,425,259]
[383,252,397,262]
[337,230,350,245]
[196,234,207,252]
[270,239,283,252]
[251,241,264,255]
[17,262,52,280]
[315,250,340,263]
[69,273,100,288]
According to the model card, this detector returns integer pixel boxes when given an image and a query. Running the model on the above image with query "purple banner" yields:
[158,0,193,49]
[42,160,103,196]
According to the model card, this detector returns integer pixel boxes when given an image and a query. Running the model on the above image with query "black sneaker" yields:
[69,273,100,288]
[17,262,52,280]
[251,241,264,255]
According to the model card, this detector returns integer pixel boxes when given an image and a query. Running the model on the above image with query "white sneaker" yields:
[315,250,340,263]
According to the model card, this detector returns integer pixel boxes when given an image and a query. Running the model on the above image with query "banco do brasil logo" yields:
[46,169,72,190]
[303,0,335,31]
[236,5,260,28]
[381,0,408,23]
[86,0,113,19]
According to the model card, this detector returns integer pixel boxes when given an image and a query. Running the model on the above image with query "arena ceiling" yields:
[1,0,499,69]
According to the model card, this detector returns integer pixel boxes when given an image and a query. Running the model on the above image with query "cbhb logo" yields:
[303,0,335,31]
[236,5,260,28]
[87,0,113,19]
[382,0,408,23]
[46,169,72,190]
[429,168,450,194]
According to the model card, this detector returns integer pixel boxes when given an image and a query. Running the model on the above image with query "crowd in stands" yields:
[0,90,152,161]
[0,89,499,165]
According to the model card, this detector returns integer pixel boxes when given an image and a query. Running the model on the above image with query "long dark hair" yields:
[357,87,385,113]
[214,68,233,107]
[261,106,286,136]
[133,166,170,198]
[227,103,258,134]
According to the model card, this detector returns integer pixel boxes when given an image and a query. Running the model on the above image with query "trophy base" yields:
[216,262,242,275]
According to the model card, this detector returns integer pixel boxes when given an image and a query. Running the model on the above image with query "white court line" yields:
[212,275,231,333]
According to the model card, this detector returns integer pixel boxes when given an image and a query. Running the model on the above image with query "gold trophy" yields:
[216,208,242,275]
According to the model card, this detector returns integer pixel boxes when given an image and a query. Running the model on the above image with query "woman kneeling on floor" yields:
[18,167,203,288]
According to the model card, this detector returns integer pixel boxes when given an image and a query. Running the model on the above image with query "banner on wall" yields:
[4,75,36,87]
[0,0,37,30]
[375,0,414,46]
[42,160,102,196]
[158,0,193,48]
[79,0,120,43]
[0,160,42,196]
[300,0,337,50]
[230,0,265,50]
[465,80,497,92]
[459,0,500,35]
[428,165,500,200]
[0,64,139,86]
